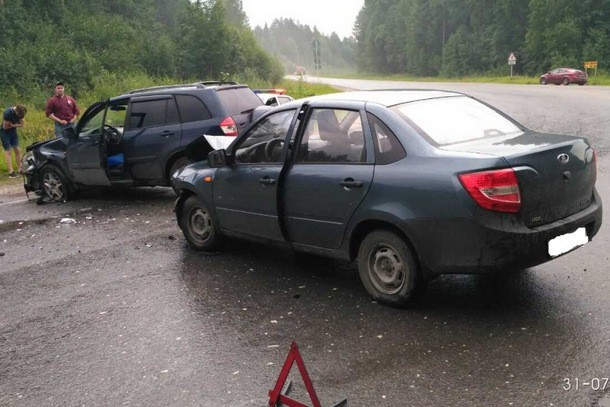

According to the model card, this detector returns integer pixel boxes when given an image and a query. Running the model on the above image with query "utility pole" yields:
[312,37,321,78]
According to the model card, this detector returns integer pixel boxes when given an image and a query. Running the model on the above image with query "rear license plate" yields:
[548,227,588,257]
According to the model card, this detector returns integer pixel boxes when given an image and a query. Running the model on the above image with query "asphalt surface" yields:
[1,80,609,407]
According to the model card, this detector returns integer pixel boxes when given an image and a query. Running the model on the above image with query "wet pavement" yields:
[1,83,609,406]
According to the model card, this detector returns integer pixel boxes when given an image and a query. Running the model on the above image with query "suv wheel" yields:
[40,164,73,201]
[357,230,419,307]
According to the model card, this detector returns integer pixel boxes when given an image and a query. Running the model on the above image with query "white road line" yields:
[0,198,30,206]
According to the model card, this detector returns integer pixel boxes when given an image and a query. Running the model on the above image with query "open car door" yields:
[66,101,112,186]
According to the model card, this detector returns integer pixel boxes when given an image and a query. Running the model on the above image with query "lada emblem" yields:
[557,153,570,164]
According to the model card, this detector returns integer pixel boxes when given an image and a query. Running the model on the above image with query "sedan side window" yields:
[296,108,365,163]
[368,113,406,165]
[234,110,296,164]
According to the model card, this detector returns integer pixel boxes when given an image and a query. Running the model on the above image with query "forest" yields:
[252,18,357,75]
[354,0,610,76]
[2,0,608,104]
[0,0,284,105]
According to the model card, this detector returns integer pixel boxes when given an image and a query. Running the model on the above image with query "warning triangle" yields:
[267,342,347,407]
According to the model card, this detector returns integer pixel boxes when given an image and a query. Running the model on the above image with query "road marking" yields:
[0,198,30,206]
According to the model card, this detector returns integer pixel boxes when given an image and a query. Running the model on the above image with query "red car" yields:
[540,68,588,86]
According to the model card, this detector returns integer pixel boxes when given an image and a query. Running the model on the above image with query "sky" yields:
[241,0,365,39]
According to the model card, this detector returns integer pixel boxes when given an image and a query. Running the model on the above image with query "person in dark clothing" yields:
[45,82,80,138]
[1,105,27,178]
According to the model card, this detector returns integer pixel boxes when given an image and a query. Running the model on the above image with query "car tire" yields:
[540,78,547,85]
[180,195,221,251]
[357,230,419,307]
[40,164,73,201]
[562,78,569,85]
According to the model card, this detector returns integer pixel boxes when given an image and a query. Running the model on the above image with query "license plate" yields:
[548,227,588,257]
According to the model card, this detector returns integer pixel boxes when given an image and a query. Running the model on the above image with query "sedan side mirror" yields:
[62,126,77,139]
[208,149,227,168]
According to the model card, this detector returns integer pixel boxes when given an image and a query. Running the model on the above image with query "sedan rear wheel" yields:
[180,195,221,251]
[357,230,419,307]
[40,165,73,201]
[562,78,569,85]
[540,78,547,85]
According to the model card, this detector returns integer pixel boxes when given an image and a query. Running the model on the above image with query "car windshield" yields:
[392,96,523,146]
[78,102,127,138]
[79,107,105,138]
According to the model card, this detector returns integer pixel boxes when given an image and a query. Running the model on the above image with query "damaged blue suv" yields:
[22,82,263,201]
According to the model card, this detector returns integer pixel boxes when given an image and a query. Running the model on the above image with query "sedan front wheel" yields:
[357,230,419,307]
[180,195,221,251]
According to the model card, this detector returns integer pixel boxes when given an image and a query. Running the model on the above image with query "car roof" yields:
[299,89,465,107]
[107,81,247,102]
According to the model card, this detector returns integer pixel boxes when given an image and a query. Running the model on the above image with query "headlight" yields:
[21,151,35,174]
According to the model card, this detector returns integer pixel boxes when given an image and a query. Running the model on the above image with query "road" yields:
[1,80,609,407]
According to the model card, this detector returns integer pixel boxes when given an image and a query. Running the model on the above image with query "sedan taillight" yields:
[219,116,238,137]
[458,168,521,213]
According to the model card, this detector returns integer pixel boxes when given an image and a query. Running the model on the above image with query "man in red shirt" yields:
[45,82,80,138]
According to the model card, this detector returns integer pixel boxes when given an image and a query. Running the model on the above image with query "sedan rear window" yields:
[392,96,523,146]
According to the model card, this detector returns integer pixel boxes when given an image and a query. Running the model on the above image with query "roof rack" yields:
[128,81,239,94]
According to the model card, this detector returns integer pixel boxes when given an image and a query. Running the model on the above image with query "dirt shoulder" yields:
[0,177,26,198]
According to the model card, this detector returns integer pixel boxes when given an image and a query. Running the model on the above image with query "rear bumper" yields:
[408,189,602,275]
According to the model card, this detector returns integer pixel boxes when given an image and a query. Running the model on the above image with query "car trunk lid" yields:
[444,132,597,227]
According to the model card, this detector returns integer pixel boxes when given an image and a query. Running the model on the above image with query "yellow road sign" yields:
[584,61,598,69]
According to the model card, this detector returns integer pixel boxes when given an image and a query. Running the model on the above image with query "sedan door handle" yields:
[160,131,174,138]
[259,176,276,185]
[340,178,363,188]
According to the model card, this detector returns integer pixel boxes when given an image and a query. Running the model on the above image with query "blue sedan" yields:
[172,90,602,307]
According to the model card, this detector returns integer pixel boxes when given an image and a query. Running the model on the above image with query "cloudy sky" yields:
[241,0,365,39]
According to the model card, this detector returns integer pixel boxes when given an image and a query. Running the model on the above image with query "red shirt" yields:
[45,95,80,122]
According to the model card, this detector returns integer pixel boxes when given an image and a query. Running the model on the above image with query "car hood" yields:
[171,160,216,187]
[26,137,69,156]
[26,138,58,152]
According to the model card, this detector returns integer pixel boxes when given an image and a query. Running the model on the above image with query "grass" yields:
[279,79,339,98]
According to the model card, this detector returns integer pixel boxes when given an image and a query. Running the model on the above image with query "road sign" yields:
[508,52,517,65]
[507,52,517,78]
[584,61,598,69]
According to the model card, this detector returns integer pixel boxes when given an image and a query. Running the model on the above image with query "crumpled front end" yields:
[21,150,42,195]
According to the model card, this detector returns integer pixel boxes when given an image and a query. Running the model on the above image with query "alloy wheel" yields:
[43,172,65,200]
